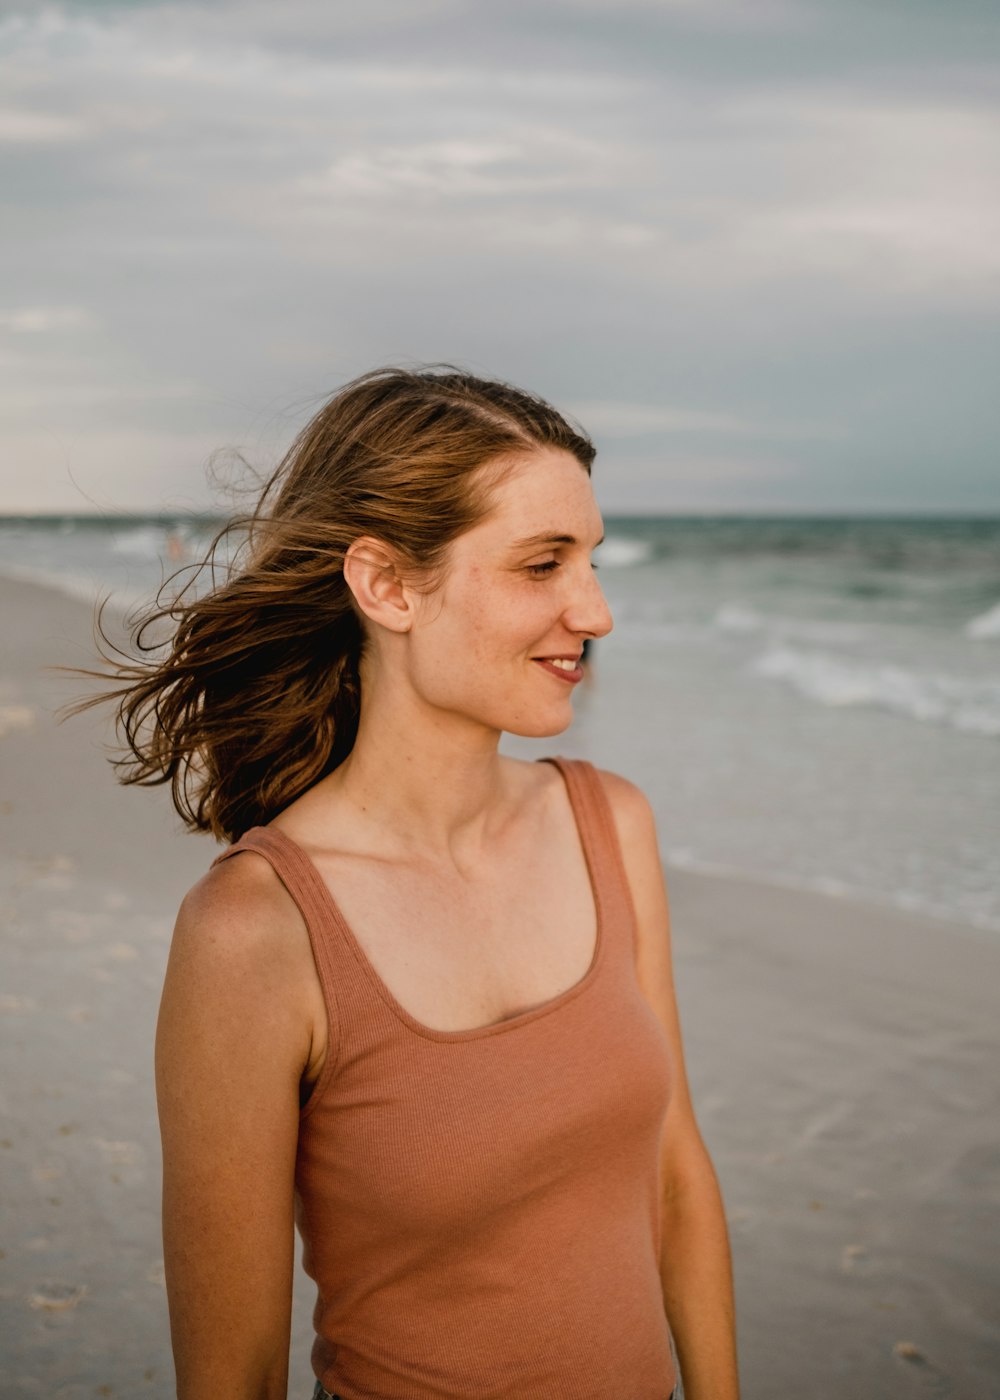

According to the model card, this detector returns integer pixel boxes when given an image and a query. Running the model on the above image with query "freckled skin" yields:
[404,447,613,741]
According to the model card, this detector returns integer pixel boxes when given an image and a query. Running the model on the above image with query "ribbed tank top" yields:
[211,756,677,1400]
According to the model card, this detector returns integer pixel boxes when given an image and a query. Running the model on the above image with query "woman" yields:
[90,367,739,1399]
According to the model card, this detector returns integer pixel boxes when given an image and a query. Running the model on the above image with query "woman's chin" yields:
[504,710,575,740]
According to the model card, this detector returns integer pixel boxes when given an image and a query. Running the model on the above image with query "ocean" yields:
[3,513,998,935]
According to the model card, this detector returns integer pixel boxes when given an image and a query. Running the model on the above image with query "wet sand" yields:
[2,575,998,1398]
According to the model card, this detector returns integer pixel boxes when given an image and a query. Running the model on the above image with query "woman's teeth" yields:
[545,658,577,671]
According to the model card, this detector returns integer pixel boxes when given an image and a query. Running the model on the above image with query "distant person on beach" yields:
[164,529,187,563]
[79,367,739,1400]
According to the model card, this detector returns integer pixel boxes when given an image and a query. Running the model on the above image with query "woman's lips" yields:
[532,658,584,684]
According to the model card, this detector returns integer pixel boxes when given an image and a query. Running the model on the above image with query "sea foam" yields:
[714,602,864,645]
[964,601,1000,640]
[752,645,1000,737]
[595,536,653,567]
[110,525,175,559]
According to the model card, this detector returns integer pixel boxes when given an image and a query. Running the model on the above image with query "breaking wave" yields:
[964,601,1000,640]
[751,645,1000,737]
[714,602,864,645]
[595,535,654,568]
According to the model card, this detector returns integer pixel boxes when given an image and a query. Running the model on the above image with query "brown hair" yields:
[63,365,595,842]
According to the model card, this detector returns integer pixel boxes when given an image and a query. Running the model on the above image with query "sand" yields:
[1,574,998,1399]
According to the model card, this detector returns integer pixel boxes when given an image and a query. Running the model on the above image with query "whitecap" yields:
[964,601,1000,640]
[663,852,1000,934]
[714,604,763,632]
[713,602,863,645]
[594,535,653,568]
[109,526,168,559]
[751,645,1000,737]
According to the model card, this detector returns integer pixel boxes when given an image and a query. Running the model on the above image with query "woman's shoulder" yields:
[520,755,661,874]
[531,756,656,838]
[158,845,320,1142]
[170,840,305,974]
[507,751,654,822]
[192,835,290,906]
[582,765,666,912]
[589,764,657,836]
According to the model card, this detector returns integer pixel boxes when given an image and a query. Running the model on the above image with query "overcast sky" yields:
[1,0,998,514]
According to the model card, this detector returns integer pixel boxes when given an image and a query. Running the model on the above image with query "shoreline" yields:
[3,573,999,1398]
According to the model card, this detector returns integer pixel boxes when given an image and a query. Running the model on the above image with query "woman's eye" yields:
[526,560,559,576]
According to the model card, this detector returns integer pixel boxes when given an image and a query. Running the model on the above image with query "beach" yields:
[2,573,999,1399]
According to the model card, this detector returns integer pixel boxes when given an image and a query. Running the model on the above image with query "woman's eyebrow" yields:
[510,531,606,549]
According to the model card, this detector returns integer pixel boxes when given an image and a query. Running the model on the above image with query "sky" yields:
[1,0,998,515]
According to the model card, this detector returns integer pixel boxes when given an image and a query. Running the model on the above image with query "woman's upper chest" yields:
[298,785,598,1035]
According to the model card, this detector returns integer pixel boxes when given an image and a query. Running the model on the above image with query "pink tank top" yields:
[212,756,677,1399]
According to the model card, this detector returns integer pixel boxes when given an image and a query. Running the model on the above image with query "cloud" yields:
[0,307,94,333]
[0,425,229,514]
[271,83,1000,303]
[566,401,842,441]
[0,380,200,415]
[0,106,88,142]
[311,140,540,198]
[303,127,641,205]
[0,1,998,511]
[543,0,805,26]
[594,449,802,514]
[709,96,1000,292]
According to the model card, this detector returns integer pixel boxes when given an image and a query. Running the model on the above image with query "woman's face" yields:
[406,446,613,739]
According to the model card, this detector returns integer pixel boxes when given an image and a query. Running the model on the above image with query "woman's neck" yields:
[294,694,537,872]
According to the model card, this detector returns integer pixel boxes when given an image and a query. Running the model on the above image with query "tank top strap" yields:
[210,827,346,1037]
[537,756,640,957]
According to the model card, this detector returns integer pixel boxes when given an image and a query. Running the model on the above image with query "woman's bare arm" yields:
[155,855,319,1400]
[599,770,741,1400]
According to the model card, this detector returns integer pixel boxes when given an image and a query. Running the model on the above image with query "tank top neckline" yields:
[245,755,608,1044]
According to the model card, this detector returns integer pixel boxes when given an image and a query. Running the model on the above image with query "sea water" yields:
[2,513,998,934]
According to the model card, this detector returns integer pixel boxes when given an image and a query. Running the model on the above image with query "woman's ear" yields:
[343,536,415,634]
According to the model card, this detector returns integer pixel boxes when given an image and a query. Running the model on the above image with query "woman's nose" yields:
[566,564,614,640]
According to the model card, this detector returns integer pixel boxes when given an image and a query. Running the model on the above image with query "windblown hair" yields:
[62,365,595,842]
